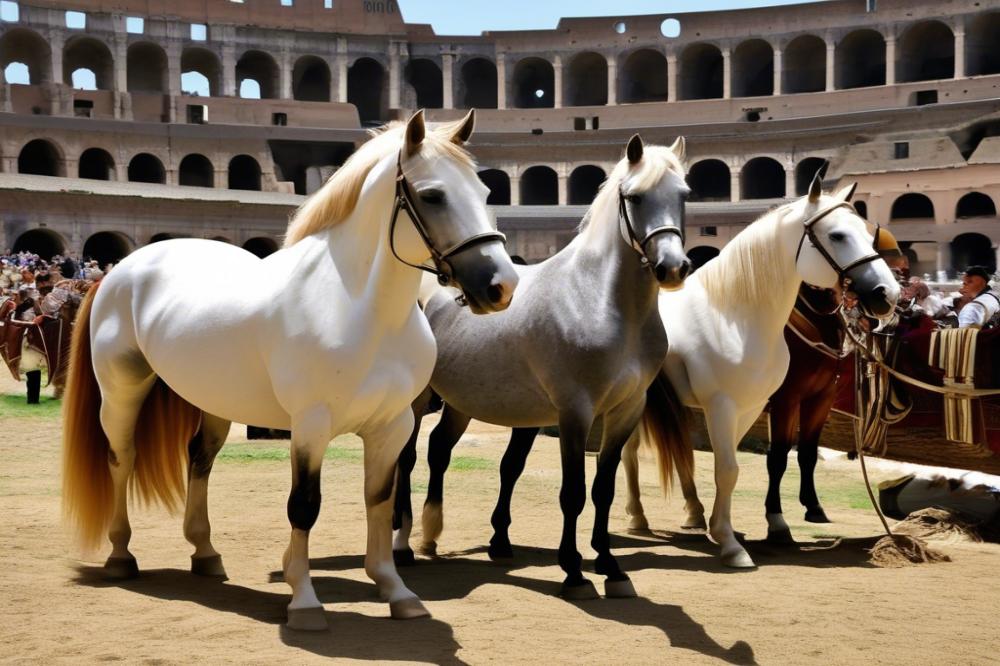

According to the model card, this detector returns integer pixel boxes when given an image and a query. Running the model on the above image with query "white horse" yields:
[624,176,900,568]
[61,110,519,631]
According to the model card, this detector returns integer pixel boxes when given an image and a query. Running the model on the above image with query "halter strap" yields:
[618,188,683,268]
[794,200,883,283]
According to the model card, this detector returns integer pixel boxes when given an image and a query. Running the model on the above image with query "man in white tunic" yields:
[957,266,1000,329]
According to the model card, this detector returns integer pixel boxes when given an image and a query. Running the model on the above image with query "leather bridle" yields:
[794,200,883,285]
[388,151,507,288]
[618,188,684,269]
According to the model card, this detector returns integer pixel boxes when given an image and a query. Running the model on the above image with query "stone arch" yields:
[128,153,165,184]
[78,147,114,180]
[127,41,167,93]
[741,157,785,199]
[0,28,52,85]
[293,55,331,102]
[520,166,558,205]
[952,233,995,272]
[898,20,954,83]
[512,57,554,109]
[179,153,214,188]
[732,39,774,97]
[18,138,63,176]
[149,232,179,243]
[688,245,720,271]
[565,52,607,106]
[854,200,868,219]
[784,35,826,94]
[404,58,443,109]
[687,159,730,202]
[956,192,996,218]
[182,47,222,96]
[243,236,279,258]
[835,29,886,89]
[478,169,510,205]
[348,57,387,124]
[568,165,606,204]
[890,193,935,220]
[620,49,668,103]
[794,157,828,196]
[236,50,279,99]
[967,12,1000,76]
[63,36,113,90]
[228,154,261,190]
[83,231,133,266]
[459,58,497,109]
[12,228,66,259]
[678,43,723,100]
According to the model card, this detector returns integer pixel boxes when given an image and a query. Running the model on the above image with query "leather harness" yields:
[617,188,684,269]
[794,200,883,284]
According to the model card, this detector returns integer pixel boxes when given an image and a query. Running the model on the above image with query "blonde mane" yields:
[576,145,686,246]
[284,119,475,247]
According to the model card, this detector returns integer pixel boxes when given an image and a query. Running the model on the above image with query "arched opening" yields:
[733,39,774,97]
[128,153,165,184]
[967,12,1000,76]
[795,157,828,196]
[0,28,52,85]
[741,158,785,199]
[520,166,558,205]
[835,29,886,89]
[83,231,132,266]
[679,43,723,100]
[228,155,261,191]
[854,201,868,219]
[127,41,167,93]
[78,147,114,180]
[181,47,222,96]
[292,55,330,102]
[568,165,606,204]
[687,245,720,271]
[952,233,995,272]
[687,160,731,202]
[236,50,279,99]
[403,58,443,109]
[512,57,554,109]
[459,58,497,109]
[784,35,826,94]
[63,36,113,89]
[348,57,387,124]
[12,229,66,259]
[890,193,935,220]
[178,154,214,188]
[956,192,996,218]
[478,169,510,205]
[149,233,178,243]
[243,236,278,258]
[565,52,607,106]
[898,21,954,83]
[620,49,668,103]
[18,139,61,176]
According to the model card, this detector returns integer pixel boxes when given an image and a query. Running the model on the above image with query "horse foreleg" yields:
[420,403,471,555]
[765,398,798,543]
[621,431,649,531]
[676,439,706,531]
[705,396,755,568]
[184,413,231,577]
[362,410,429,620]
[798,390,836,524]
[557,406,598,599]
[488,426,539,561]
[392,404,424,566]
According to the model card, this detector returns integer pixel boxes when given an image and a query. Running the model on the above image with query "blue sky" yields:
[399,0,829,35]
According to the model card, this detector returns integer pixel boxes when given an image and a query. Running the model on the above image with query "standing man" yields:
[957,266,1000,329]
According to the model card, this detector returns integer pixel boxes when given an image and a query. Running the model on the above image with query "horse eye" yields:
[420,190,444,205]
[829,232,846,242]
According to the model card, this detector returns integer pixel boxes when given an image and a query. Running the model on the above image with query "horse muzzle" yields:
[446,240,519,314]
[647,234,690,291]
[847,265,899,319]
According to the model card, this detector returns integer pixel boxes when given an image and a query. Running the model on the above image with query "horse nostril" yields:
[679,261,691,280]
[655,264,668,283]
[486,283,504,304]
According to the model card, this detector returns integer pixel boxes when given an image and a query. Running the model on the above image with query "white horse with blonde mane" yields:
[624,176,900,568]
[61,110,518,630]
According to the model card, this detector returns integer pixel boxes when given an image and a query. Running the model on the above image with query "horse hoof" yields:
[393,548,416,567]
[286,606,328,631]
[627,515,649,532]
[390,597,431,620]
[682,516,708,531]
[804,507,831,523]
[766,528,796,546]
[604,577,637,599]
[488,542,514,562]
[560,579,599,601]
[104,556,139,580]
[191,554,227,578]
[418,541,437,557]
[721,549,756,569]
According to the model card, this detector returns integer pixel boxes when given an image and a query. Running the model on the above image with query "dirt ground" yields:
[2,374,999,665]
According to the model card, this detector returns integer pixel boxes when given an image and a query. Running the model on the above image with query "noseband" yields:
[794,200,883,285]
[388,151,507,289]
[618,188,684,268]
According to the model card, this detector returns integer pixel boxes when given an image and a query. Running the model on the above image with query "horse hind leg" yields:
[765,399,798,545]
[621,431,649,532]
[488,427,539,561]
[420,403,471,555]
[798,391,836,524]
[184,413,231,577]
[392,389,433,566]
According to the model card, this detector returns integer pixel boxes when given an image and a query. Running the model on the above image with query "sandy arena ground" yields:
[2,373,999,665]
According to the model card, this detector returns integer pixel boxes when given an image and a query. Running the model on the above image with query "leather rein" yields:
[618,188,684,269]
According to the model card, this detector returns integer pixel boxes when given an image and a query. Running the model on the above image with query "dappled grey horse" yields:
[393,135,691,600]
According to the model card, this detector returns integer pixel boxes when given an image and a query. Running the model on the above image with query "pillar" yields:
[222,45,237,97]
[50,32,64,86]
[553,55,563,108]
[279,49,292,100]
[497,53,507,109]
[886,36,896,85]
[773,47,782,96]
[335,38,348,103]
[607,56,617,105]
[442,53,454,109]
[389,43,401,109]
[113,38,128,93]
[936,240,952,280]
[557,172,568,205]
[667,53,677,102]
[784,166,795,198]
[730,169,740,202]
[825,39,835,91]
[509,172,520,205]
[722,47,731,99]
[954,26,965,79]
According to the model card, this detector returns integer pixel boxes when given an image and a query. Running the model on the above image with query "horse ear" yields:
[808,170,823,204]
[405,109,426,156]
[626,134,644,164]
[835,181,858,202]
[450,109,476,145]
[669,136,686,162]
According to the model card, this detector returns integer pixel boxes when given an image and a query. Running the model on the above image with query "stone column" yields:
[784,165,796,198]
[279,49,293,100]
[826,40,835,91]
[335,38,348,103]
[606,56,617,106]
[954,26,965,79]
[557,171,568,205]
[389,43,401,109]
[730,169,740,202]
[222,45,237,97]
[166,43,181,122]
[442,53,455,109]
[885,36,896,85]
[496,53,507,109]
[553,55,563,108]
[509,172,520,205]
[773,47,783,96]
[722,47,732,99]
[50,31,64,86]
[113,38,128,94]
[667,53,677,102]
[936,241,952,280]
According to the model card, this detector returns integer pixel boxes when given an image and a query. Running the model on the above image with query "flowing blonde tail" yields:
[640,370,693,495]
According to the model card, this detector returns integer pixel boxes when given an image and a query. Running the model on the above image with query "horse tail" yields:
[639,369,693,496]
[61,281,111,550]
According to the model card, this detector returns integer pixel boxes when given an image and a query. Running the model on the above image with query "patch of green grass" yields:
[0,392,61,418]
[217,443,364,464]
[449,456,493,471]
[822,484,877,511]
